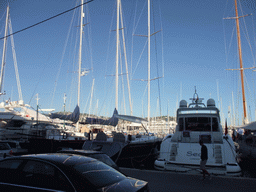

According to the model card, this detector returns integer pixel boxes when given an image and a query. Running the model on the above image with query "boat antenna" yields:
[189,86,204,107]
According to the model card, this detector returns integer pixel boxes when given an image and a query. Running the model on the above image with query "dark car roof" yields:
[58,149,104,155]
[2,153,97,166]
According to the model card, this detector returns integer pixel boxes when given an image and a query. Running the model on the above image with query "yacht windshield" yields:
[179,117,219,132]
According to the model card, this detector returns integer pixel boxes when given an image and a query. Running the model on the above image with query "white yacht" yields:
[154,92,241,176]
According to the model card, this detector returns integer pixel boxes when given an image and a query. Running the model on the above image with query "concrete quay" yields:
[120,168,256,192]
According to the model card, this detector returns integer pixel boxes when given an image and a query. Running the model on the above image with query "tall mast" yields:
[78,0,84,108]
[115,0,120,111]
[234,0,247,124]
[0,5,9,95]
[225,0,251,124]
[147,0,151,124]
[76,0,84,129]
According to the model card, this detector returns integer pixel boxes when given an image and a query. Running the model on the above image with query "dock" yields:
[120,168,256,192]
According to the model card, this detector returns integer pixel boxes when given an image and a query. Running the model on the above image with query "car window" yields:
[0,159,23,169]
[22,160,74,191]
[0,143,11,150]
[23,160,55,175]
[0,159,24,184]
[73,161,125,188]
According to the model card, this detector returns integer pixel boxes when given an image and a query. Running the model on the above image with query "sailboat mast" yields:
[76,0,84,130]
[147,0,151,124]
[78,0,84,108]
[115,0,120,111]
[234,0,247,124]
[0,5,9,95]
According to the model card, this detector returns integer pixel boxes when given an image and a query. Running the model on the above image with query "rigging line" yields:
[132,0,147,36]
[66,20,80,112]
[119,47,127,115]
[82,81,90,115]
[98,74,115,115]
[240,15,255,67]
[244,73,253,109]
[0,0,94,40]
[223,0,231,73]
[252,17,256,61]
[131,39,148,80]
[9,18,23,101]
[28,33,65,106]
[0,9,7,35]
[0,8,6,21]
[222,16,228,63]
[83,1,94,78]
[228,26,236,65]
[141,82,148,118]
[120,2,133,115]
[159,1,165,102]
[102,1,116,111]
[130,0,138,82]
[152,0,162,117]
[50,2,78,109]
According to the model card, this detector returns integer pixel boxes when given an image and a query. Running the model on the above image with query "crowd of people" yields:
[232,128,256,145]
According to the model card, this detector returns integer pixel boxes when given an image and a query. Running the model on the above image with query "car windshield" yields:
[73,161,125,188]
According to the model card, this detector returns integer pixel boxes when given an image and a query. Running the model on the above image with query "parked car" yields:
[0,153,149,192]
[0,142,12,159]
[57,149,120,171]
[0,140,28,155]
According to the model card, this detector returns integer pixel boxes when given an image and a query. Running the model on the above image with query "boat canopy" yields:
[234,121,256,131]
[80,108,118,127]
[51,105,80,123]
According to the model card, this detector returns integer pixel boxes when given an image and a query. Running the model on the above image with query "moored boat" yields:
[154,91,241,176]
[83,131,162,169]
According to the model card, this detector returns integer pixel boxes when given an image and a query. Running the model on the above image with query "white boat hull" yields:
[154,134,242,176]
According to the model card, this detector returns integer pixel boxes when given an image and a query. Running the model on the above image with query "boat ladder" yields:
[169,144,178,161]
[214,145,223,164]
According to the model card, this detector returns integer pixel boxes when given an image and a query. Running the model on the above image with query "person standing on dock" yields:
[199,140,211,180]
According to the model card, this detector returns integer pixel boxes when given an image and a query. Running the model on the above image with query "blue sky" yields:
[0,0,256,126]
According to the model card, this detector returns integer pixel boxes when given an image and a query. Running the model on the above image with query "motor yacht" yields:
[154,92,241,176]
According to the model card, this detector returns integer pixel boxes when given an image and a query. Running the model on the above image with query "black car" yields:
[57,149,120,171]
[0,153,149,192]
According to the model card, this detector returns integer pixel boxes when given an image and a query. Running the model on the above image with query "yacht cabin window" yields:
[179,117,219,132]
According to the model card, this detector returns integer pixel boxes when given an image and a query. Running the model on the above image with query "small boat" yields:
[154,91,241,176]
[82,131,162,169]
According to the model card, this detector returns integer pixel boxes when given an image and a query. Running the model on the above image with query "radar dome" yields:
[207,99,215,107]
[179,100,187,108]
